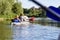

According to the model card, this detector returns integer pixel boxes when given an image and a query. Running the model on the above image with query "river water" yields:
[0,18,60,40]
[11,24,60,40]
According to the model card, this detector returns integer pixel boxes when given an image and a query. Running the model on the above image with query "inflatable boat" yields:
[11,22,30,25]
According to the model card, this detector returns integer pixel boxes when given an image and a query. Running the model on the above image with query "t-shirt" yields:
[19,16,29,21]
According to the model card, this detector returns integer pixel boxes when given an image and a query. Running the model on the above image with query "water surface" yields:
[11,24,60,40]
[0,18,60,40]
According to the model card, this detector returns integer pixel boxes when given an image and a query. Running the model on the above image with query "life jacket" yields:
[12,18,19,22]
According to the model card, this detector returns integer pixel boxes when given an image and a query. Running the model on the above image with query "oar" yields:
[29,0,60,21]
[46,6,60,21]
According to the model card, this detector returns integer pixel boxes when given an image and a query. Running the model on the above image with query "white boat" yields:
[11,21,30,25]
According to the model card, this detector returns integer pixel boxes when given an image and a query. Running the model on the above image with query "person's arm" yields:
[17,18,21,22]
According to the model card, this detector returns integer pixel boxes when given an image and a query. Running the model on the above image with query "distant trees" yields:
[23,8,29,14]
[23,7,42,17]
[40,9,46,17]
[23,7,46,17]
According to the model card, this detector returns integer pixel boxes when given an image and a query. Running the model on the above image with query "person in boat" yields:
[29,15,35,21]
[11,15,20,22]
[19,13,29,22]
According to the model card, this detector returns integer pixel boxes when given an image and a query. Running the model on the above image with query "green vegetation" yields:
[0,0,23,18]
[0,0,60,18]
[0,0,47,18]
[12,2,23,15]
[23,7,47,17]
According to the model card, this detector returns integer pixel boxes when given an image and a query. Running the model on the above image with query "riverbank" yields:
[0,18,11,25]
[0,18,60,27]
[0,18,12,22]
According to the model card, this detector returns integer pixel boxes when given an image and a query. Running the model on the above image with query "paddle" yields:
[29,0,60,21]
[46,6,60,21]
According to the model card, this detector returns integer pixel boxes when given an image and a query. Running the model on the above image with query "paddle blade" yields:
[46,6,60,21]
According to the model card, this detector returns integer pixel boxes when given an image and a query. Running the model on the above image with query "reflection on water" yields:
[0,24,12,40]
[11,24,60,40]
[34,18,60,27]
[0,18,60,40]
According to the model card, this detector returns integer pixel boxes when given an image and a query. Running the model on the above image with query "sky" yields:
[18,0,60,8]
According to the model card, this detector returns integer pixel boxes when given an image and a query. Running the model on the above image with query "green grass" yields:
[0,13,17,18]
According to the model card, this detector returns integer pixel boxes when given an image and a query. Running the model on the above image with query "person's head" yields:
[15,15,19,18]
[20,13,25,16]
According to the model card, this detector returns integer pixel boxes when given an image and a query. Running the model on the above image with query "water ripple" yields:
[11,24,60,40]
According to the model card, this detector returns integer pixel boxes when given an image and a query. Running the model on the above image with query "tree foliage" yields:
[23,7,46,17]
[0,0,23,18]
[0,0,46,18]
[0,0,14,15]
[12,2,23,14]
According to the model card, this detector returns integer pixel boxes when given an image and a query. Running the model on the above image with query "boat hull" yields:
[11,22,30,25]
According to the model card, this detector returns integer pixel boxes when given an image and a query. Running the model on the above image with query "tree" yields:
[23,8,29,14]
[12,2,23,15]
[0,0,15,15]
[28,7,42,17]
[0,0,24,18]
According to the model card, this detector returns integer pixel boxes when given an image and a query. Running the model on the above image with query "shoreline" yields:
[0,18,12,21]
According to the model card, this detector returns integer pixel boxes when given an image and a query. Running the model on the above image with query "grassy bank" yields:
[0,19,11,25]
